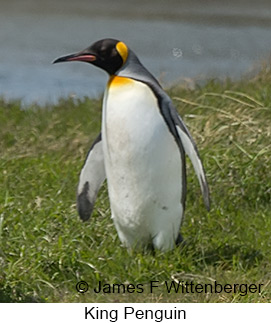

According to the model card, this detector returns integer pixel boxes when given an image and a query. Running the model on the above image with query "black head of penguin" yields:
[53,38,129,75]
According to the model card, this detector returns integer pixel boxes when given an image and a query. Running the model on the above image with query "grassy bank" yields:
[0,68,271,303]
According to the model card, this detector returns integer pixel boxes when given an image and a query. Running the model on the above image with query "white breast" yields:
[102,78,184,251]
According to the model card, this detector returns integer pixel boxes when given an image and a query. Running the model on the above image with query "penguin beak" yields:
[53,50,96,64]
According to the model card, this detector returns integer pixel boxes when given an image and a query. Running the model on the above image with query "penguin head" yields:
[53,38,129,75]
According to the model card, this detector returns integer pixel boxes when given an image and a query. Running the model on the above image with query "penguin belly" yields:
[102,77,183,251]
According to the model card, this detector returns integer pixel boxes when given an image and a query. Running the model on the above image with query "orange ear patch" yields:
[116,41,129,64]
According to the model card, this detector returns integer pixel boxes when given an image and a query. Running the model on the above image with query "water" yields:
[1,0,271,104]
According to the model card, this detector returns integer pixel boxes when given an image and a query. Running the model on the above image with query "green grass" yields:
[1,67,271,303]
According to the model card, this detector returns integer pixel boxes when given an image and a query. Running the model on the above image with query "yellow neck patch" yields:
[108,75,133,88]
[116,41,129,64]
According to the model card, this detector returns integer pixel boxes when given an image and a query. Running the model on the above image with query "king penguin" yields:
[53,38,210,251]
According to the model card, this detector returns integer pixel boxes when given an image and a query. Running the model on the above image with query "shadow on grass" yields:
[200,245,263,269]
[0,286,44,303]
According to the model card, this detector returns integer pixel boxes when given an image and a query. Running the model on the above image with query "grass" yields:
[0,66,271,303]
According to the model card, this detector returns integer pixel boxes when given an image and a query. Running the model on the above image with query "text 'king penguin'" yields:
[53,38,210,251]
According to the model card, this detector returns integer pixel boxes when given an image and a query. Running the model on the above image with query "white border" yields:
[1,303,270,323]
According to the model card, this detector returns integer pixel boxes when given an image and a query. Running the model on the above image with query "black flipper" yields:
[77,133,106,221]
[157,94,210,211]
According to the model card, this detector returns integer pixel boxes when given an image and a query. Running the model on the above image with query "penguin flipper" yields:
[168,103,210,211]
[77,133,106,221]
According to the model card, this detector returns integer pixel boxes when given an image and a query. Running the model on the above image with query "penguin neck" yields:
[115,50,161,89]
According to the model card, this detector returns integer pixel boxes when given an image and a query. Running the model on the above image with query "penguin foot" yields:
[175,233,186,247]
